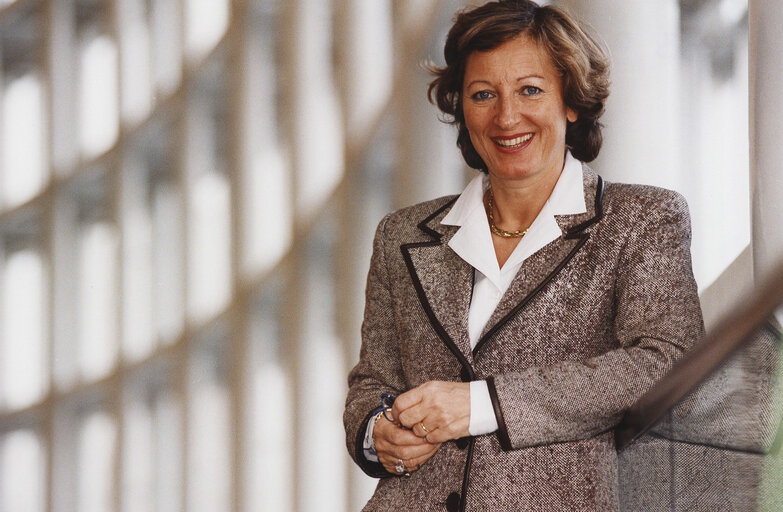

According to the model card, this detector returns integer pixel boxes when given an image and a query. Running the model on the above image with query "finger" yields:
[396,403,427,430]
[375,427,441,462]
[375,432,434,459]
[379,443,441,474]
[374,416,433,448]
[377,438,441,462]
[391,386,425,420]
[411,419,436,438]
[424,420,469,444]
[379,453,418,476]
[397,381,471,431]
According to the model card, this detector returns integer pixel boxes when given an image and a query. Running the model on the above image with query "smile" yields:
[493,133,533,149]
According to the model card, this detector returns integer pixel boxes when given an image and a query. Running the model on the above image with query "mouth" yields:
[492,133,533,149]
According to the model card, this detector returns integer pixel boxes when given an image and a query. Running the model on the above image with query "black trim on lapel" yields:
[472,176,605,357]
[565,174,604,238]
[400,197,476,380]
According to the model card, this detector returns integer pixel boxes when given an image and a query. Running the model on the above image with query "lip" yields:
[491,132,534,152]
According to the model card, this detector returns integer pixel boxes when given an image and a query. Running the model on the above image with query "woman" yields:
[344,1,703,510]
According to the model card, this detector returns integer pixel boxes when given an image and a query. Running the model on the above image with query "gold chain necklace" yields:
[486,190,529,238]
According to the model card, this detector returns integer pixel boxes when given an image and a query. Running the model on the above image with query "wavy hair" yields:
[428,0,610,170]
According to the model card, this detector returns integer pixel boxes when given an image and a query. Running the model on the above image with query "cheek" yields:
[463,108,489,141]
[462,107,477,133]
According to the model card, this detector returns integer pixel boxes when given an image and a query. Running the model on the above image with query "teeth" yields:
[495,133,533,148]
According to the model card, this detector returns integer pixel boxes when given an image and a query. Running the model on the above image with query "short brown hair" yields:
[428,0,610,169]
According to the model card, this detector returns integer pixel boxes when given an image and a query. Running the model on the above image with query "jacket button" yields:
[455,437,469,450]
[460,367,471,382]
[446,492,461,512]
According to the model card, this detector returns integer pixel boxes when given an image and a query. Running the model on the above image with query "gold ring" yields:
[420,423,430,434]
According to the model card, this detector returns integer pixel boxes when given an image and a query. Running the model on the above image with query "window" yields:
[0,4,47,208]
[77,1,119,157]
[0,429,44,512]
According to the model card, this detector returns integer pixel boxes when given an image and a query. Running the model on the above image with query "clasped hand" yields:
[373,381,470,475]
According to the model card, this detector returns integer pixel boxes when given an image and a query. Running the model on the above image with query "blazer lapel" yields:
[474,168,605,356]
[401,199,476,367]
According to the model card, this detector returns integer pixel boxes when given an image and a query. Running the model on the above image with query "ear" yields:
[566,108,578,123]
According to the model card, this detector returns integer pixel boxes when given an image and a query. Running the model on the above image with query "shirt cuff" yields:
[469,380,499,436]
[362,413,380,462]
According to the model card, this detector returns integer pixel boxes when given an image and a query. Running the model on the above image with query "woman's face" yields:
[462,34,577,185]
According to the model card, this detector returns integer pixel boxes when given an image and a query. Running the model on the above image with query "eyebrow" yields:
[464,75,546,89]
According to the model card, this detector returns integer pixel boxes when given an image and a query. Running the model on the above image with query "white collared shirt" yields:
[441,151,586,435]
[363,152,586,459]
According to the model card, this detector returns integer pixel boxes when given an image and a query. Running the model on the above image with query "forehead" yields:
[463,34,560,83]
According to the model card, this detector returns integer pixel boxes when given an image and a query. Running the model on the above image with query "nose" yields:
[494,96,520,129]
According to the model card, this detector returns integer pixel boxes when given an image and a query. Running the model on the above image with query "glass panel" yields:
[52,191,80,389]
[49,0,79,174]
[1,429,44,512]
[241,0,291,275]
[118,0,154,124]
[77,410,116,512]
[150,0,183,94]
[187,170,231,320]
[0,3,47,208]
[246,280,293,511]
[123,118,184,346]
[152,176,185,343]
[78,220,119,380]
[55,171,120,383]
[78,1,119,158]
[2,73,46,208]
[185,67,232,322]
[123,363,182,512]
[188,327,230,512]
[290,0,343,217]
[121,151,155,361]
[680,0,750,288]
[184,0,230,59]
[297,213,347,511]
[123,395,154,512]
[154,386,183,512]
[2,248,46,409]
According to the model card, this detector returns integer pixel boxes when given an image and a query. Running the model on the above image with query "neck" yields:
[487,165,563,232]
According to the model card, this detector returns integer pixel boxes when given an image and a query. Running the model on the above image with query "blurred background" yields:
[0,0,780,510]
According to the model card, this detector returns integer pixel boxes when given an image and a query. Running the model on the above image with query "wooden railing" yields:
[615,260,783,450]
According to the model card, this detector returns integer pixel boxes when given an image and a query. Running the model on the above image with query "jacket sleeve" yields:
[488,190,705,450]
[344,214,405,477]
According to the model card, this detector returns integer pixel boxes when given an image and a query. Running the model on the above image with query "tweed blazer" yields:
[344,167,704,512]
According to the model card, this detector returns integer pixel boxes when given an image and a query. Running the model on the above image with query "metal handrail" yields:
[615,260,783,450]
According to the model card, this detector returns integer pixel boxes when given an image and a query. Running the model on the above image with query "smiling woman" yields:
[460,34,577,259]
[344,1,704,511]
[462,34,577,184]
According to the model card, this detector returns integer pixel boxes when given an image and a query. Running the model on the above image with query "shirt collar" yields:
[441,151,586,287]
[442,151,586,227]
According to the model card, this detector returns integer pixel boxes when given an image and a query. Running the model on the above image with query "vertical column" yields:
[555,0,681,189]
[0,43,5,206]
[749,0,783,286]
[276,2,303,510]
[225,1,248,510]
[332,1,394,509]
[280,1,346,510]
[284,0,344,219]
[392,0,466,209]
[48,0,78,175]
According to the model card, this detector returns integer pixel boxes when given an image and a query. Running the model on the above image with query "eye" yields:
[521,86,542,96]
[471,90,493,101]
